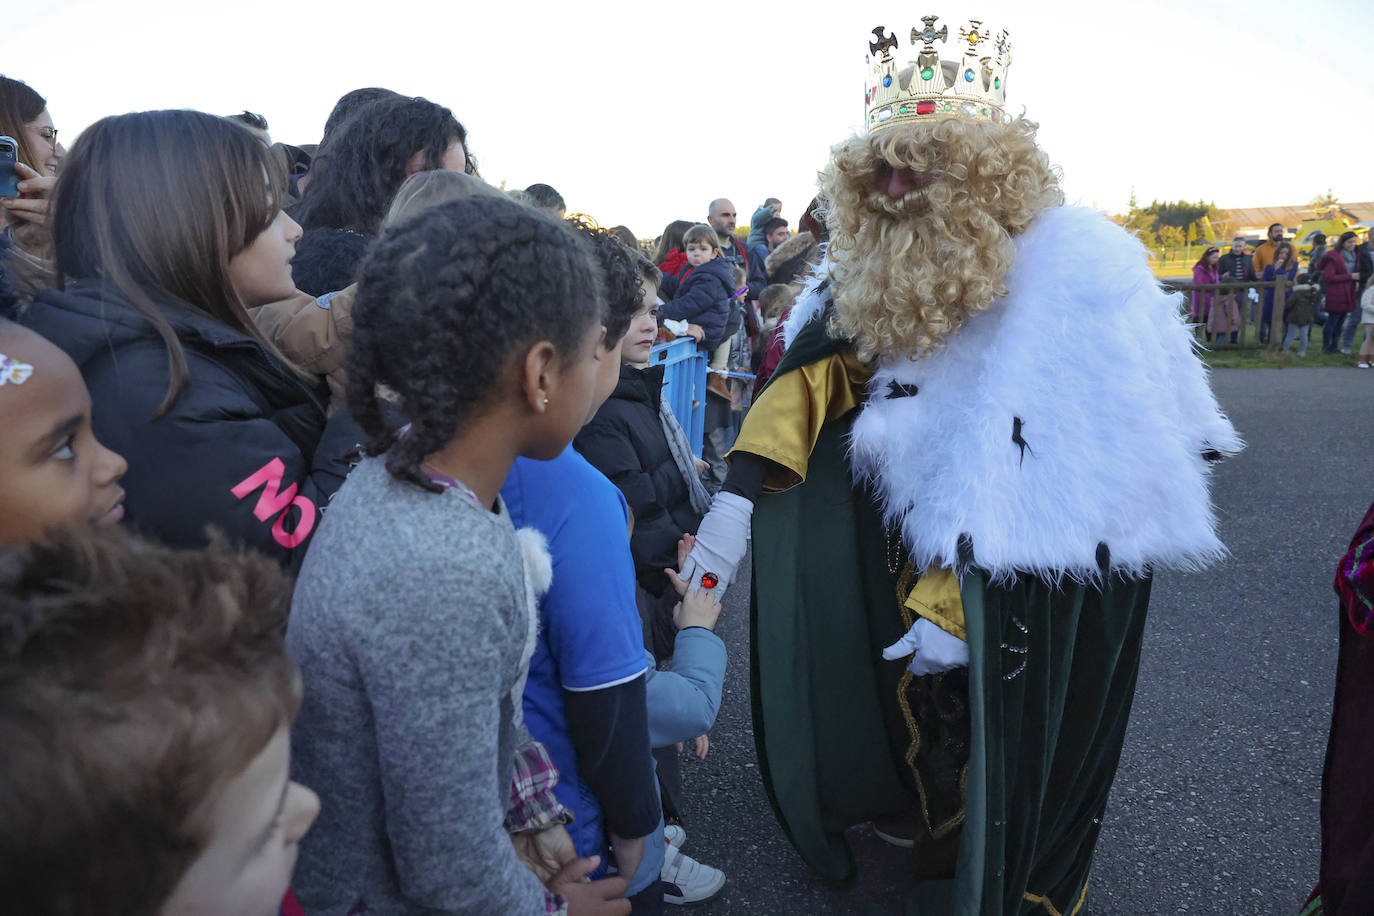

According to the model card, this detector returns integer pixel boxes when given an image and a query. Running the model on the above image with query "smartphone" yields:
[0,136,19,198]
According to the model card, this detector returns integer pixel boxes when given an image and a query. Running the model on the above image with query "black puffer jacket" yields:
[575,363,703,596]
[20,280,361,569]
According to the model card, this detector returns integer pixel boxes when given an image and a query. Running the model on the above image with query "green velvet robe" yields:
[748,317,1152,915]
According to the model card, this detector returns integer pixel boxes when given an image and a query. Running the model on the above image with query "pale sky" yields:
[5,0,1371,236]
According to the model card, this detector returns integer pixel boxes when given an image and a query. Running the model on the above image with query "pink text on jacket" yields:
[230,458,317,549]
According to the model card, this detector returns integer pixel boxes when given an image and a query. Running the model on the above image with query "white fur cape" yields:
[782,205,1242,584]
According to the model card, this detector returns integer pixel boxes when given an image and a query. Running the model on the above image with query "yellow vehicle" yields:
[1296,217,1358,259]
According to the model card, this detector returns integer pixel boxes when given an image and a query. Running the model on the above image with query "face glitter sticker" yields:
[0,353,34,386]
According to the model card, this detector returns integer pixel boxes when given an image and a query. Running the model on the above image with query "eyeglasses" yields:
[35,126,57,145]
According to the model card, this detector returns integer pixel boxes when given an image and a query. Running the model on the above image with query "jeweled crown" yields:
[864,16,1011,132]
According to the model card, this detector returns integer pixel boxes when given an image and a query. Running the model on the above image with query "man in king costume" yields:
[675,16,1243,915]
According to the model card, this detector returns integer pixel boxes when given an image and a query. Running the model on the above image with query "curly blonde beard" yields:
[820,117,1063,363]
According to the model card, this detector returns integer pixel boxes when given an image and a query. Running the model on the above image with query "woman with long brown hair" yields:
[0,76,64,309]
[18,109,359,569]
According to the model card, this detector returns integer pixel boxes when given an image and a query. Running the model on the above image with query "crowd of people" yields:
[0,72,829,915]
[1189,222,1374,363]
[0,19,1364,911]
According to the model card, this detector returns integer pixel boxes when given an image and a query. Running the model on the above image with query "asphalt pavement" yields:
[666,367,1372,915]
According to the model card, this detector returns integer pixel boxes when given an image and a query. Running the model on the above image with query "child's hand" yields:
[512,824,577,884]
[686,323,706,342]
[692,734,710,760]
[673,586,723,632]
[665,534,697,597]
[548,856,630,916]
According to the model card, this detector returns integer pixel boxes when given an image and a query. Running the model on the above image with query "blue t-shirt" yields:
[501,446,650,861]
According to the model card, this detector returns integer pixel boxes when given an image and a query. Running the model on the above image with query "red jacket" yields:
[1320,251,1359,313]
[657,248,687,280]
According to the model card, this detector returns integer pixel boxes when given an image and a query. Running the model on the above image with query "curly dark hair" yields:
[320,86,401,143]
[290,95,467,237]
[563,216,643,345]
[0,526,297,916]
[347,196,604,493]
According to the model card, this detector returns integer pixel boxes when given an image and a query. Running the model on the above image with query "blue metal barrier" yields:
[650,337,707,457]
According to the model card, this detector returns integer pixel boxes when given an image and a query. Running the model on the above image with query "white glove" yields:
[679,492,753,594]
[882,618,969,675]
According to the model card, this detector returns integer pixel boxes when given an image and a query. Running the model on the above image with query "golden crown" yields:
[864,16,1011,132]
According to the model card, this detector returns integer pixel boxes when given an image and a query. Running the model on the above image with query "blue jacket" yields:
[660,257,734,350]
[645,627,727,749]
[502,447,663,894]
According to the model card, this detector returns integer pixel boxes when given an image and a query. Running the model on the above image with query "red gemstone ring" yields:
[700,572,720,590]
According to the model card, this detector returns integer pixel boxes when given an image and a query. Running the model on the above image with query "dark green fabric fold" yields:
[749,392,1152,914]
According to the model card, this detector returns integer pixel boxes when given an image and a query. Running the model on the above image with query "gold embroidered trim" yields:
[1023,877,1089,916]
[894,559,966,839]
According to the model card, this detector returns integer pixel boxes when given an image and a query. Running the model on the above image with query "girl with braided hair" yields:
[286,195,629,916]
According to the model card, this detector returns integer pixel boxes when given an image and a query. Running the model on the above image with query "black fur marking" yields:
[885,380,920,399]
[1096,542,1111,576]
[956,533,975,572]
[1012,417,1034,466]
[1201,449,1223,463]
[815,278,831,294]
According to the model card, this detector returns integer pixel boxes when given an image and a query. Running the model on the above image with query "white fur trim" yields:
[847,206,1242,584]
[781,251,831,349]
[510,527,553,727]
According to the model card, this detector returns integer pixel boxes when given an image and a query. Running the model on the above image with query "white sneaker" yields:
[661,842,725,905]
[663,825,686,850]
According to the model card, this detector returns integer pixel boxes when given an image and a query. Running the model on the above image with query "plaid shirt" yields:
[506,738,573,834]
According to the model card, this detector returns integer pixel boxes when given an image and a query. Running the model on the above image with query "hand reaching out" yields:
[673,586,723,632]
[547,856,630,916]
[511,823,576,885]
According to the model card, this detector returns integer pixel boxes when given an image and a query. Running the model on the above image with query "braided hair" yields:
[347,195,604,493]
[563,216,643,345]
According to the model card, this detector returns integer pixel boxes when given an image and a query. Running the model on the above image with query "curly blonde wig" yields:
[820,115,1062,363]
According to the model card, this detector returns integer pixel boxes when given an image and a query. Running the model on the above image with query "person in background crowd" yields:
[752,283,800,392]
[319,87,402,146]
[746,197,781,248]
[0,528,320,916]
[1341,229,1374,355]
[288,94,470,295]
[0,319,127,545]
[503,220,664,913]
[1319,231,1360,354]
[18,110,361,571]
[1219,235,1257,339]
[1308,231,1329,324]
[706,199,748,269]
[255,169,503,415]
[662,225,733,386]
[746,216,789,301]
[1252,222,1285,278]
[1260,241,1297,346]
[1357,279,1374,368]
[0,75,62,295]
[524,183,567,219]
[227,110,271,143]
[609,225,640,251]
[1282,272,1317,357]
[653,220,694,286]
[287,196,629,916]
[1191,245,1219,331]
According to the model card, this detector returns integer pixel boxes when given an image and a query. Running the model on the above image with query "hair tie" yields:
[0,353,34,386]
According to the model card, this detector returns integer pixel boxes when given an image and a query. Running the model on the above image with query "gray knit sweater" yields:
[286,457,547,914]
